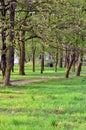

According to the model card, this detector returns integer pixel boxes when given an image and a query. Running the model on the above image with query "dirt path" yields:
[0,72,85,86]
[0,78,50,86]
[0,76,63,86]
[11,78,49,85]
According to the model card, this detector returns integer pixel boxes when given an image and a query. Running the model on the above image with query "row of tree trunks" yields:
[65,52,83,78]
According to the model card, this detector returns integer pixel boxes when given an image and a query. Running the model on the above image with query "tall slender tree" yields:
[0,0,7,79]
[4,0,16,86]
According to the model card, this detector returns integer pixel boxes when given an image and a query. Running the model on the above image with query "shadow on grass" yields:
[4,76,86,95]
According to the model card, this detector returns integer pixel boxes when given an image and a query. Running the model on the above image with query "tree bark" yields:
[40,45,45,74]
[64,57,66,68]
[41,54,44,74]
[19,31,25,75]
[32,47,36,72]
[64,48,70,68]
[4,46,14,86]
[55,51,58,72]
[32,39,36,72]
[59,57,63,68]
[4,0,16,86]
[76,54,83,76]
[65,53,75,78]
[72,60,75,72]
[0,0,7,79]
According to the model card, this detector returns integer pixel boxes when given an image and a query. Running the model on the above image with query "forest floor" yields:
[0,66,86,130]
[0,72,86,130]
[0,72,86,86]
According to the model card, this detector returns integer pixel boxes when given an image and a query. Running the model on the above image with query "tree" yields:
[0,0,7,79]
[4,0,16,86]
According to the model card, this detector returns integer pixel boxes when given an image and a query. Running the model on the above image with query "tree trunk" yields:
[76,54,83,76]
[32,52,35,72]
[11,49,14,72]
[55,51,58,72]
[19,31,25,75]
[41,54,44,74]
[72,61,75,72]
[19,43,25,75]
[64,48,70,68]
[4,0,16,86]
[64,57,66,68]
[4,46,14,86]
[59,57,63,68]
[1,41,6,79]
[41,45,45,74]
[32,49,36,72]
[32,38,36,72]
[1,0,7,79]
[65,53,75,78]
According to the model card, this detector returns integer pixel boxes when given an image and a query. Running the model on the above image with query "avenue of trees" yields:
[0,0,86,86]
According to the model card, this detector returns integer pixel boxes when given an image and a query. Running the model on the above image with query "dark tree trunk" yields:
[76,54,83,76]
[19,31,25,75]
[72,60,75,72]
[32,47,36,72]
[64,57,66,68]
[4,46,14,86]
[59,57,63,68]
[11,49,14,72]
[40,46,45,74]
[1,41,6,79]
[0,0,7,79]
[55,51,58,72]
[65,53,75,78]
[32,38,36,72]
[59,50,63,68]
[4,0,16,86]
[32,52,35,72]
[41,54,44,74]
[64,48,70,68]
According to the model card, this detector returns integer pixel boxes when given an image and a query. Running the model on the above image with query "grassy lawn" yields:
[0,64,86,130]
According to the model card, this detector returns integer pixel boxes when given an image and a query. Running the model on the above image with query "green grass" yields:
[0,63,66,82]
[0,64,86,130]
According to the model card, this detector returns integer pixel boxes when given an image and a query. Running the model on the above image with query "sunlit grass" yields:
[0,64,86,130]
